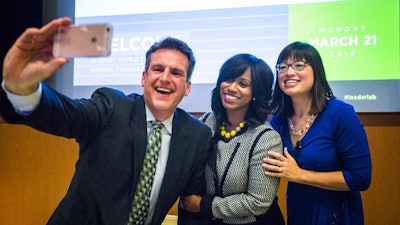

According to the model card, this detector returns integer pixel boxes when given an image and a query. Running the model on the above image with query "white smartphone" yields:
[53,23,113,57]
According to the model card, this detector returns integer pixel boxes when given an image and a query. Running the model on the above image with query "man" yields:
[0,17,211,225]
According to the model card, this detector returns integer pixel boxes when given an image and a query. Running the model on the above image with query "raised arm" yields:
[2,17,72,95]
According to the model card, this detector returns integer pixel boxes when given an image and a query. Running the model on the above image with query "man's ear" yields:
[141,71,146,87]
[184,81,191,96]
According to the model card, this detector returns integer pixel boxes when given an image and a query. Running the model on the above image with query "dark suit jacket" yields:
[0,83,211,225]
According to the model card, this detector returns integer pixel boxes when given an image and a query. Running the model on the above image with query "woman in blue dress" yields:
[262,42,372,225]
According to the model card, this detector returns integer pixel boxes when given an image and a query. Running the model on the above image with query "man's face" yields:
[141,49,191,120]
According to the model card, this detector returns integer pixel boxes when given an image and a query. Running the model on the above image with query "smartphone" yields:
[53,23,113,57]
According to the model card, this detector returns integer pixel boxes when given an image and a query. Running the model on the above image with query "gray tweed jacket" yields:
[201,112,283,224]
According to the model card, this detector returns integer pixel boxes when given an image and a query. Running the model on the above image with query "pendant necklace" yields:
[288,114,316,136]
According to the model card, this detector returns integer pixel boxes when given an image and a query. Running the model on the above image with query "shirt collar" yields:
[145,105,173,134]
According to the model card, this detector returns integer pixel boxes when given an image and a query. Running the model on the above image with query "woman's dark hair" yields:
[271,41,334,117]
[145,37,196,81]
[211,53,274,127]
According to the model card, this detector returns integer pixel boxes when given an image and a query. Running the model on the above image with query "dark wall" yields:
[0,0,43,83]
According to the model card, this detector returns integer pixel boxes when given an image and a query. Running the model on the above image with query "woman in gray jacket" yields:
[181,53,285,225]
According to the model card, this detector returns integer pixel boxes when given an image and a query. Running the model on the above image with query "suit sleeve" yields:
[2,83,130,140]
[177,125,211,225]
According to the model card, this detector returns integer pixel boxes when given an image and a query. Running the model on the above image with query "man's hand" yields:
[2,17,72,95]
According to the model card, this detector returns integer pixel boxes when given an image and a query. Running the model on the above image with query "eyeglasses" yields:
[276,61,310,73]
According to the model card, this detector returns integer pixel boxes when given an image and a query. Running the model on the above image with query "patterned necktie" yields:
[128,121,163,225]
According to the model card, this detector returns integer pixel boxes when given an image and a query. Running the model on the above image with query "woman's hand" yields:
[263,147,350,190]
[263,147,303,183]
[181,195,202,213]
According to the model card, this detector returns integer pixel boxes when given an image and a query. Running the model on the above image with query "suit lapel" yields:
[156,110,189,206]
[129,96,148,184]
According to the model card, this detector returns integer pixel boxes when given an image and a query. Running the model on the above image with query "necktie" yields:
[128,121,163,225]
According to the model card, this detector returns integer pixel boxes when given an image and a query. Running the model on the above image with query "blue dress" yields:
[270,98,372,225]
